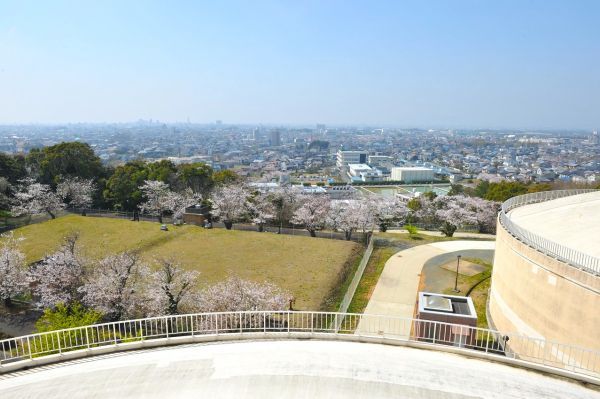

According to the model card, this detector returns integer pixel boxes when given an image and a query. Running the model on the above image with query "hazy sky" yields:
[0,1,599,129]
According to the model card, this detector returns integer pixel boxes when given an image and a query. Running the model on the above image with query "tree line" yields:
[0,141,238,212]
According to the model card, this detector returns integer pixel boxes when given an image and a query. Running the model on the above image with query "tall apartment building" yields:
[269,130,281,146]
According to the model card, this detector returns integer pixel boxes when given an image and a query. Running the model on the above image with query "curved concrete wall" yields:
[489,222,600,357]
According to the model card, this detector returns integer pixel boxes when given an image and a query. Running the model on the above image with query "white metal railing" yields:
[499,190,599,275]
[1,311,599,380]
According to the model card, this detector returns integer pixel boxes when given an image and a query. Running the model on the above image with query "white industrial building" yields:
[336,150,368,169]
[391,167,435,183]
[347,163,383,182]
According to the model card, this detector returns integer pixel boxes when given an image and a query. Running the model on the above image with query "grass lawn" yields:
[7,215,363,311]
[346,247,397,314]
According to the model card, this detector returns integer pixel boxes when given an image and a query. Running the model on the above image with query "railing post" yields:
[165,317,170,338]
[432,323,437,344]
[287,311,290,333]
[27,336,32,359]
[113,324,118,345]
[85,328,90,349]
[263,312,267,333]
[239,311,243,334]
[334,314,339,334]
[56,332,62,354]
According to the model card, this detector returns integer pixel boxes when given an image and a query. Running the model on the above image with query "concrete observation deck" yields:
[508,190,600,258]
[0,340,596,399]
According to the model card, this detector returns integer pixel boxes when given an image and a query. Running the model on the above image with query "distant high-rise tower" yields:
[269,130,281,146]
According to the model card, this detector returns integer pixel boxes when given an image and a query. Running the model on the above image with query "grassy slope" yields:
[9,215,362,310]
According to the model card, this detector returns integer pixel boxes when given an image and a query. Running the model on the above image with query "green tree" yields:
[103,160,150,210]
[0,153,27,184]
[35,302,103,333]
[146,159,177,183]
[103,160,178,211]
[527,183,552,193]
[213,169,240,186]
[407,198,421,212]
[474,180,490,198]
[423,191,437,201]
[448,184,464,196]
[484,181,528,202]
[176,162,214,194]
[27,142,105,186]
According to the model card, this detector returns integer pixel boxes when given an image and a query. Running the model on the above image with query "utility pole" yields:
[453,255,462,293]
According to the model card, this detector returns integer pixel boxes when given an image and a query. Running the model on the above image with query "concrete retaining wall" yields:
[489,223,600,356]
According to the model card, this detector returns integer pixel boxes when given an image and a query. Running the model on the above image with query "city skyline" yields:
[1,1,599,129]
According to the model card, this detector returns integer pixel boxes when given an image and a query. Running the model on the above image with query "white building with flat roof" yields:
[337,150,368,169]
[347,163,383,182]
[391,167,435,183]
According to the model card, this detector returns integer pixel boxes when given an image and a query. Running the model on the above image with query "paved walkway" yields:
[357,240,496,336]
[0,341,593,399]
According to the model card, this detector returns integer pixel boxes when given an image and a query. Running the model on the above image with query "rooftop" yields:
[391,166,434,171]
[0,341,593,399]
[508,191,600,258]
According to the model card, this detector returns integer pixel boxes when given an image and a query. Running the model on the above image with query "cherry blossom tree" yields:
[271,186,302,233]
[11,178,65,219]
[57,177,95,215]
[80,252,149,320]
[139,180,172,223]
[196,276,289,313]
[249,192,276,232]
[29,234,87,308]
[166,188,202,225]
[370,197,409,232]
[291,195,330,237]
[210,185,251,229]
[327,200,374,241]
[0,233,28,307]
[466,196,500,234]
[433,196,479,237]
[355,199,377,235]
[406,195,438,228]
[146,258,199,315]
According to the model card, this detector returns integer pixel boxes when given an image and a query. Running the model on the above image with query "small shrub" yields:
[405,224,419,238]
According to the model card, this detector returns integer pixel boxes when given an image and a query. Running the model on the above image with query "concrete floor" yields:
[509,191,600,257]
[357,240,496,336]
[0,341,596,399]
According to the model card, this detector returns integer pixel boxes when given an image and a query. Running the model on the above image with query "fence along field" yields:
[4,214,364,311]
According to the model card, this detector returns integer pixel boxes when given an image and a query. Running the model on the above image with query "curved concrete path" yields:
[357,240,495,336]
[0,340,595,399]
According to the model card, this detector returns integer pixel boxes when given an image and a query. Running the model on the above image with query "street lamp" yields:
[453,255,462,293]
